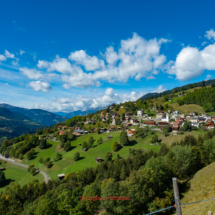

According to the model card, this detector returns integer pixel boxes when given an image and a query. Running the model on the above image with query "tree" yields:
[40,139,47,149]
[122,113,125,121]
[56,152,62,161]
[97,137,103,145]
[151,134,158,143]
[45,161,52,168]
[163,96,168,102]
[0,171,5,184]
[39,157,43,163]
[26,151,33,160]
[183,121,192,131]
[120,131,129,146]
[30,167,37,176]
[111,141,119,152]
[203,103,214,112]
[88,136,94,148]
[105,152,112,162]
[74,152,80,161]
[64,141,71,152]
[82,141,88,149]
[201,80,206,88]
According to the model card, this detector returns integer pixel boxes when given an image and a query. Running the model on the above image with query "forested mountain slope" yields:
[0,103,67,126]
[0,107,43,144]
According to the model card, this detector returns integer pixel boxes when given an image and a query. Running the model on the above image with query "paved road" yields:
[0,155,49,183]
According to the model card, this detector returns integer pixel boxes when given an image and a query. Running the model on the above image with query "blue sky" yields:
[1,0,215,112]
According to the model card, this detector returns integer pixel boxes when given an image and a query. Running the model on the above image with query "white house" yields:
[137,110,144,117]
[161,113,170,122]
[173,111,180,114]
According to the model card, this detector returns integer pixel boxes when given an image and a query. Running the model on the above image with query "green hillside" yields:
[175,162,215,215]
[17,131,160,180]
[0,107,43,145]
[0,162,44,192]
[0,103,67,126]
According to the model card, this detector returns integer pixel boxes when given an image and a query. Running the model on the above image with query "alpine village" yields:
[2,79,215,215]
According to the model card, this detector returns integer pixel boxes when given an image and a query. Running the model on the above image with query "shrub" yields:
[74,152,80,161]
[111,141,119,152]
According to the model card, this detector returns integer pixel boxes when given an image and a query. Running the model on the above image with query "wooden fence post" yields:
[208,212,213,215]
[172,178,182,215]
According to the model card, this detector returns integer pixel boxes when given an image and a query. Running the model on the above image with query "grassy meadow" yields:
[175,162,215,215]
[0,162,44,192]
[17,131,161,180]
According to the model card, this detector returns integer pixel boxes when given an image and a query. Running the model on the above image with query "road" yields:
[0,155,49,183]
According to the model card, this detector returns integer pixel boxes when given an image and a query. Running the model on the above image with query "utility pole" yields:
[172,178,182,215]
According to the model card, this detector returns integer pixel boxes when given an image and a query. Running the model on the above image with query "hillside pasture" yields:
[18,131,160,180]
[176,162,215,215]
[0,162,44,192]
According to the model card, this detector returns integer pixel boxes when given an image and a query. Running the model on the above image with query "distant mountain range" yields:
[0,107,44,144]
[0,104,67,126]
[54,107,105,118]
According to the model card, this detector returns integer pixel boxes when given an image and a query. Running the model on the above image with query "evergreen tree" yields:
[111,141,119,152]
[120,131,129,146]
[64,141,71,152]
[88,136,94,148]
[74,152,80,161]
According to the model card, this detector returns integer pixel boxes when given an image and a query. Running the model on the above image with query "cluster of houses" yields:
[56,103,215,138]
[140,110,215,134]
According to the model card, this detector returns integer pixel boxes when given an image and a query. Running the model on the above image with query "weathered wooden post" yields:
[208,212,213,215]
[172,178,182,215]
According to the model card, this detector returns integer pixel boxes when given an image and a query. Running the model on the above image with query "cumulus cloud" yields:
[34,87,147,112]
[205,29,215,40]
[153,85,166,93]
[38,55,76,74]
[167,43,215,81]
[20,68,44,80]
[146,75,156,80]
[0,55,6,61]
[5,50,15,58]
[68,50,104,71]
[36,33,169,88]
[12,60,19,66]
[20,50,25,55]
[205,74,212,81]
[29,81,52,92]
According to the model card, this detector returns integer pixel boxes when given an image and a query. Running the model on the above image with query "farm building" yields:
[58,174,65,181]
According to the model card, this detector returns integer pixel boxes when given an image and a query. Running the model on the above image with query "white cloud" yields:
[167,43,215,81]
[63,84,72,89]
[205,74,212,81]
[205,29,215,40]
[29,81,52,92]
[168,76,173,78]
[68,50,104,71]
[153,85,166,93]
[20,50,25,55]
[5,50,15,58]
[38,56,76,74]
[36,33,169,88]
[201,41,207,46]
[20,68,44,80]
[4,83,9,86]
[12,60,19,66]
[105,46,118,65]
[146,75,156,80]
[34,88,147,112]
[0,55,6,61]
